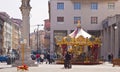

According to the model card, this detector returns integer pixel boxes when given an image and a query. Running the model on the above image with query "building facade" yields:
[30,30,46,53]
[0,12,12,54]
[49,0,120,59]
[0,15,4,55]
[11,18,22,50]
[0,12,22,55]
[102,14,120,59]
[44,19,50,52]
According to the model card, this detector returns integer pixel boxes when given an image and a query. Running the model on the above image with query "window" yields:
[57,3,64,10]
[108,3,115,9]
[74,17,81,24]
[57,17,64,22]
[91,2,98,10]
[74,2,81,10]
[91,17,98,24]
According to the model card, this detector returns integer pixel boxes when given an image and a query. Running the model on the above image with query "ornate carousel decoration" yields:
[56,21,101,64]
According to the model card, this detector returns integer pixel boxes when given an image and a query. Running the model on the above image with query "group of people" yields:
[36,53,44,64]
[31,52,56,64]
[35,53,51,64]
[31,50,72,69]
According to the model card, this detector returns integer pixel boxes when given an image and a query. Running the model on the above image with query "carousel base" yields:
[56,60,103,65]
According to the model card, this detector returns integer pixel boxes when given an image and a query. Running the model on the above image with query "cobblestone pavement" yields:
[0,62,120,72]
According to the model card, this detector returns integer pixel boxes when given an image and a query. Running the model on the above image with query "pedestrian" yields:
[36,53,40,64]
[108,54,111,62]
[40,54,44,64]
[108,53,113,62]
[64,51,72,69]
[46,53,51,64]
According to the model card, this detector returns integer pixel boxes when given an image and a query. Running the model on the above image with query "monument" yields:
[12,0,37,67]
[20,0,31,47]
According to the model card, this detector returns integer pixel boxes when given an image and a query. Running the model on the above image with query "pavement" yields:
[0,63,12,69]
[0,62,120,72]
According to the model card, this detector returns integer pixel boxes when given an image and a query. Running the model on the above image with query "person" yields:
[40,54,44,64]
[108,53,113,62]
[36,53,40,64]
[46,53,51,64]
[64,51,72,69]
[108,54,111,62]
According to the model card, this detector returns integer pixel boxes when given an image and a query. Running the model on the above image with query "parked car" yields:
[0,55,9,62]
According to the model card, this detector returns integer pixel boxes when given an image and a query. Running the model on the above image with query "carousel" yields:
[55,21,102,65]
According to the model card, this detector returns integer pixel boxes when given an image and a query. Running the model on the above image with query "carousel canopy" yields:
[69,21,91,38]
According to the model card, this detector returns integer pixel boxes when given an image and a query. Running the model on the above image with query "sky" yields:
[0,0,49,33]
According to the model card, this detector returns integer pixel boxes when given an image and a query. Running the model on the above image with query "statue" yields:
[22,0,30,7]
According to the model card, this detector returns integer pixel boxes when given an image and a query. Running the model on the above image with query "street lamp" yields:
[35,24,43,54]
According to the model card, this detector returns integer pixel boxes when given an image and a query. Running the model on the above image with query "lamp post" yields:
[35,24,43,53]
[37,25,39,53]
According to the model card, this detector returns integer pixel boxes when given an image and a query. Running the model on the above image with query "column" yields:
[102,28,107,59]
[114,24,118,58]
[100,30,103,58]
[117,21,120,58]
[110,26,115,58]
[20,0,31,48]
[108,27,111,52]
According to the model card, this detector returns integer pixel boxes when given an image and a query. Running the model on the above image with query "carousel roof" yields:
[69,21,91,38]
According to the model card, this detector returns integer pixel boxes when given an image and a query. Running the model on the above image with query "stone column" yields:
[12,0,37,67]
[108,27,111,52]
[20,0,31,48]
[110,26,115,57]
[103,27,110,60]
[114,24,118,58]
[102,28,107,59]
[117,21,120,58]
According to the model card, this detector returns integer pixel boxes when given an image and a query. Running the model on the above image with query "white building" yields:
[0,12,12,54]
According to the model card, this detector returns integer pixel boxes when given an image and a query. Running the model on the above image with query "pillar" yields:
[114,24,118,58]
[117,21,120,58]
[110,26,115,57]
[101,29,105,59]
[20,0,31,48]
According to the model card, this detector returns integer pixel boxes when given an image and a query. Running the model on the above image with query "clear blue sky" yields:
[0,0,49,33]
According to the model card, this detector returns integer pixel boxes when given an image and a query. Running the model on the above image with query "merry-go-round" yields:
[55,21,102,65]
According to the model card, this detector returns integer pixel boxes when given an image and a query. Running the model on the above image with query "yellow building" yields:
[11,18,22,50]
